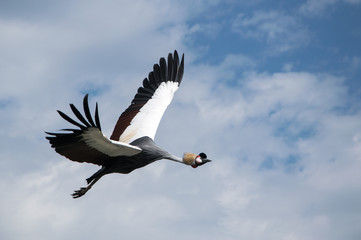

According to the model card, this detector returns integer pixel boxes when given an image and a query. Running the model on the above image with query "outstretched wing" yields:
[110,50,184,143]
[46,95,142,166]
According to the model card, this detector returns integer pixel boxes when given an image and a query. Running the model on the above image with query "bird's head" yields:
[183,152,212,168]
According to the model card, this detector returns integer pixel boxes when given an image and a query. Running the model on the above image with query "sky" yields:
[1,0,361,239]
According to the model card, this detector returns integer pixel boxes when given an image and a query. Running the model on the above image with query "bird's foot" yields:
[71,187,88,198]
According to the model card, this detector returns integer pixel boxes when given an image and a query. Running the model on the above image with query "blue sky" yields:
[188,1,361,92]
[1,0,361,239]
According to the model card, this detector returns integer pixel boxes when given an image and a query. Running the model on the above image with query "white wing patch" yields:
[119,81,179,143]
[82,128,142,156]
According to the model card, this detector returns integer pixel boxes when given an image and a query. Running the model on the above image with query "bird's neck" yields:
[165,154,186,165]
[165,153,197,166]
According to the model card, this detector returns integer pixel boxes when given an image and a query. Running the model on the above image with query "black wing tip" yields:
[177,53,184,84]
[172,50,184,61]
[95,102,102,131]
[141,50,184,87]
[45,131,55,136]
[81,93,101,130]
[173,50,179,62]
[160,57,166,64]
[83,93,97,127]
[47,94,101,137]
[129,51,184,109]
[170,50,184,84]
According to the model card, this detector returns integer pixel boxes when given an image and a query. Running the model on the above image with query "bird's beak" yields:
[191,158,212,168]
[199,159,211,165]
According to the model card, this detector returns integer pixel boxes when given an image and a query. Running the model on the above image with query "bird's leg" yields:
[71,166,108,198]
[71,176,101,199]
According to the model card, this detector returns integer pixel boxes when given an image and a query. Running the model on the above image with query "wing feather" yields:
[176,55,184,83]
[83,94,97,127]
[142,78,155,91]
[148,72,158,88]
[171,51,179,82]
[153,64,162,84]
[167,53,173,82]
[94,102,102,131]
[70,104,91,127]
[110,50,184,143]
[46,95,141,166]
[57,110,86,130]
[160,58,167,82]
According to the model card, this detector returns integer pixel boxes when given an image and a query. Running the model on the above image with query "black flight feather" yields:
[153,64,161,84]
[176,54,184,84]
[83,94,97,127]
[159,58,167,82]
[95,103,101,131]
[70,104,91,127]
[167,53,173,81]
[57,110,86,130]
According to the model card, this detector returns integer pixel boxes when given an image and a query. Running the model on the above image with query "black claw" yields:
[71,187,88,198]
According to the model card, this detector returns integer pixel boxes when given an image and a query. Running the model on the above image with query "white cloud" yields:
[345,55,361,71]
[282,63,294,72]
[300,0,338,16]
[232,10,310,54]
[300,0,361,16]
[188,22,222,39]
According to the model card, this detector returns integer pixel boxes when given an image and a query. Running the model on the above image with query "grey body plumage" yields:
[106,136,175,174]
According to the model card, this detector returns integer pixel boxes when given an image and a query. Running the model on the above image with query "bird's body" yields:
[96,136,175,175]
[46,51,211,198]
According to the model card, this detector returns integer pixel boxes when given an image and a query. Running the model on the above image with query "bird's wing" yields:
[110,50,184,143]
[46,95,141,166]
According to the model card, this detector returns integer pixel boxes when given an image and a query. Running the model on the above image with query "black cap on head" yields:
[199,152,207,159]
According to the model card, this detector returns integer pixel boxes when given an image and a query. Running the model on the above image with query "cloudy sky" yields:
[1,0,361,239]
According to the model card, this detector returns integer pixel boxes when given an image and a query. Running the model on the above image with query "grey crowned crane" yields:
[46,50,211,198]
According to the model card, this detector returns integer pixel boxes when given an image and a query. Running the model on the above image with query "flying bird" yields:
[46,50,211,198]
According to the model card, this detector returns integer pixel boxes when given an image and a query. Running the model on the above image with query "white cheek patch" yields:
[195,157,202,164]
